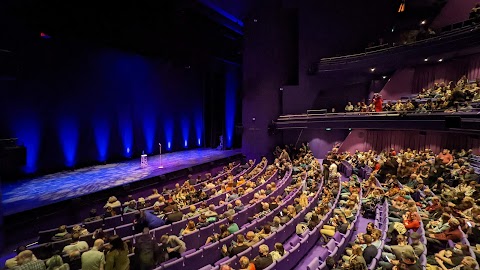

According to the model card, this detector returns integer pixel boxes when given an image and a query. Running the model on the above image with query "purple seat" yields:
[289,235,300,248]
[122,212,137,224]
[201,242,222,266]
[104,215,122,229]
[264,262,275,270]
[38,228,59,244]
[318,248,329,261]
[84,219,103,232]
[272,251,289,270]
[307,257,320,270]
[115,224,133,238]
[163,257,184,270]
[332,232,343,243]
[153,225,173,241]
[214,255,236,267]
[264,232,277,249]
[52,238,72,252]
[184,249,203,269]
[171,220,188,235]
[28,243,54,260]
[319,261,327,270]
[79,233,94,247]
[220,234,235,246]
[198,265,213,270]
[182,231,200,250]
[237,247,252,258]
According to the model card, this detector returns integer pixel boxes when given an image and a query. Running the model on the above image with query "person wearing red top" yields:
[403,212,421,231]
[372,93,383,112]
[427,218,462,253]
[425,197,441,212]
[437,149,453,165]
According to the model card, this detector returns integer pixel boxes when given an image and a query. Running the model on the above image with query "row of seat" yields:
[35,161,252,244]
[155,169,299,269]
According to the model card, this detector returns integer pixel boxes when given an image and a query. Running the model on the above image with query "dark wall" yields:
[242,1,299,159]
[0,37,208,175]
[242,0,398,158]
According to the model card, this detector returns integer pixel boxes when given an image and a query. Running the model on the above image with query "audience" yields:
[81,239,105,270]
[105,236,129,270]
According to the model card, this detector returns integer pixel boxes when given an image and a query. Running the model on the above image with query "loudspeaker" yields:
[445,116,461,129]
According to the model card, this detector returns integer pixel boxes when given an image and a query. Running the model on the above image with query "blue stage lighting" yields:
[58,116,79,167]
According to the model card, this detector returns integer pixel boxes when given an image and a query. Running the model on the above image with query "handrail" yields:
[319,21,480,64]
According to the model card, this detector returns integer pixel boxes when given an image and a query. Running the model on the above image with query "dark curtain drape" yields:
[364,130,480,154]
[412,58,469,93]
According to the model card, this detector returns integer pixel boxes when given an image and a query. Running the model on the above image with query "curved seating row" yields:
[35,161,249,245]
[159,169,298,270]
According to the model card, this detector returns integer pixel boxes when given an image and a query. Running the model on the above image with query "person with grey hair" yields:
[82,239,106,270]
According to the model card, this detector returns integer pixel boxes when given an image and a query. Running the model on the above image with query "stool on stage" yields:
[141,154,148,168]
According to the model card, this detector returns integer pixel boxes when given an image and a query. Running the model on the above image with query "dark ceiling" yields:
[0,0,244,64]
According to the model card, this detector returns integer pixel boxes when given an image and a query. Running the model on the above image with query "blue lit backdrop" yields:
[1,41,205,173]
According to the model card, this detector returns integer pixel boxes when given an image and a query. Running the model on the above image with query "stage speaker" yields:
[445,116,461,129]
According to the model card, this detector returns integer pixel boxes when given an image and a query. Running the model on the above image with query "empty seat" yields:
[104,215,122,229]
[84,219,103,232]
[183,249,203,269]
[162,257,184,270]
[115,224,133,238]
[307,257,320,270]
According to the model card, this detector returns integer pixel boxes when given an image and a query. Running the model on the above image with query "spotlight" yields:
[420,20,426,25]
[348,128,352,131]
[253,19,258,23]
[325,128,332,131]
[370,68,376,72]
[167,142,171,150]
[382,76,387,79]
[40,32,51,39]
[438,59,443,62]
[184,140,188,148]
[424,58,428,62]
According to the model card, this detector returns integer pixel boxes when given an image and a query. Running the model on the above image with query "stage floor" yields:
[2,149,241,215]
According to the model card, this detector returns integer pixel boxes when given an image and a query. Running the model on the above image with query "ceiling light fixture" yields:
[421,20,426,25]
[438,59,443,62]
[424,58,428,62]
[370,68,376,72]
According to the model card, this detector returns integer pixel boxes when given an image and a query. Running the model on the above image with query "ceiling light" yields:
[382,76,387,79]
[421,20,426,25]
[370,68,376,72]
[424,58,428,62]
[438,59,443,62]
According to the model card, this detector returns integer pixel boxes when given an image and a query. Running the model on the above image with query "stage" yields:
[2,149,242,215]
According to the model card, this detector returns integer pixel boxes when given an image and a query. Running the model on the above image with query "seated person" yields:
[181,220,197,236]
[434,243,471,269]
[5,246,37,269]
[196,214,210,229]
[222,234,250,257]
[269,243,285,262]
[11,250,45,270]
[63,233,89,258]
[104,196,121,209]
[253,244,273,270]
[206,224,231,244]
[51,225,71,242]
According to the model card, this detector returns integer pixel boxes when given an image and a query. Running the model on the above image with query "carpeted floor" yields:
[2,149,241,215]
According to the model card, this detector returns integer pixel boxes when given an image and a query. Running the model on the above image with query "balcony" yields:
[312,20,480,73]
